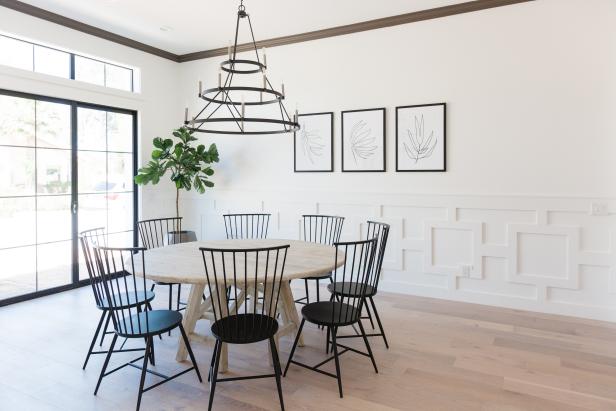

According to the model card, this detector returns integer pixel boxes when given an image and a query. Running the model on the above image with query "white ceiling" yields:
[20,0,467,55]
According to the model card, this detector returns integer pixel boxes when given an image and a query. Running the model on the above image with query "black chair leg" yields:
[325,326,331,354]
[369,296,389,349]
[357,320,378,374]
[168,285,173,336]
[208,340,219,383]
[316,279,320,302]
[99,311,112,346]
[364,299,375,329]
[136,337,152,411]
[177,284,181,311]
[179,324,202,382]
[208,338,222,411]
[331,326,343,398]
[94,334,117,395]
[83,310,107,370]
[304,280,309,304]
[269,337,285,411]
[150,283,155,292]
[283,319,305,376]
[149,337,156,366]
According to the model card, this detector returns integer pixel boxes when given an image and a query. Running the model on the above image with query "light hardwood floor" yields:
[2,285,616,410]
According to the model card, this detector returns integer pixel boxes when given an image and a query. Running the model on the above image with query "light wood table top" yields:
[133,239,343,284]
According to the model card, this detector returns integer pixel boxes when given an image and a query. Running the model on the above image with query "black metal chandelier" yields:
[184,1,300,135]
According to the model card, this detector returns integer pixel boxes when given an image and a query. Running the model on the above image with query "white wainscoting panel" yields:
[174,190,616,322]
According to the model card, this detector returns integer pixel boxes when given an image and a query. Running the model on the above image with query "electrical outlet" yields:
[590,202,609,216]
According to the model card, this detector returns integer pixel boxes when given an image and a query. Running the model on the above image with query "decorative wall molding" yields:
[151,189,616,321]
[507,224,580,289]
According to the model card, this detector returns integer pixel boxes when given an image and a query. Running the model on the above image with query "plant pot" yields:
[167,230,197,245]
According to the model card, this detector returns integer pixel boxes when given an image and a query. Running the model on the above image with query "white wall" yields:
[0,6,180,218]
[177,0,616,321]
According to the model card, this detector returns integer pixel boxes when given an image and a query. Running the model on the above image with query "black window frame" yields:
[0,88,138,307]
[0,34,135,92]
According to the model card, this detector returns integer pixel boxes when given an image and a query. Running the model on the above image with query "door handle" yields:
[72,202,78,215]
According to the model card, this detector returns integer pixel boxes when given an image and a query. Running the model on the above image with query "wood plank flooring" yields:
[1,285,616,410]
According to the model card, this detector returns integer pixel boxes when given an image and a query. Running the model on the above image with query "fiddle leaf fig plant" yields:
[134,126,219,218]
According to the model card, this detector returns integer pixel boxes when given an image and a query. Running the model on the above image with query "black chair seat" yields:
[116,310,183,338]
[301,301,360,326]
[211,314,279,344]
[327,282,376,298]
[99,290,155,310]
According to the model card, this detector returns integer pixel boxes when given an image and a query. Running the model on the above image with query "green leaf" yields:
[153,137,165,149]
[151,150,163,159]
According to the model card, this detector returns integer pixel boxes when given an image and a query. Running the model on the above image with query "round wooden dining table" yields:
[132,238,344,373]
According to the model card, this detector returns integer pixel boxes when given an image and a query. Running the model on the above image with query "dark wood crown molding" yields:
[0,0,179,61]
[178,0,534,62]
[0,0,534,64]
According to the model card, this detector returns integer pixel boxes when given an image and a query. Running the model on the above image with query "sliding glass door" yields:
[77,106,135,280]
[0,90,137,304]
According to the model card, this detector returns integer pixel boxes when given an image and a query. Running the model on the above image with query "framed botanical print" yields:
[294,112,333,172]
[341,107,386,172]
[395,103,446,172]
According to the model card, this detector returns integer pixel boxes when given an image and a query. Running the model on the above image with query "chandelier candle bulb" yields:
[218,70,222,88]
[184,107,188,123]
[281,83,285,97]
[262,47,267,66]
[198,81,202,96]
[262,74,267,89]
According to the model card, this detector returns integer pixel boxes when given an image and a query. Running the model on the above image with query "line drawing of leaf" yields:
[403,114,437,163]
[300,126,325,164]
[349,120,377,164]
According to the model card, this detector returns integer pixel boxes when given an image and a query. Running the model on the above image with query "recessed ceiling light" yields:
[160,26,174,32]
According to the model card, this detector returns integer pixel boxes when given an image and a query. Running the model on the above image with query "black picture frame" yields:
[395,103,446,172]
[294,112,334,172]
[341,107,386,172]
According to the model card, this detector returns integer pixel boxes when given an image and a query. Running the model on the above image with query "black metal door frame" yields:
[0,88,138,307]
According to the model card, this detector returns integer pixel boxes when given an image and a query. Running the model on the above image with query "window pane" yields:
[108,192,133,233]
[0,147,35,196]
[36,101,71,149]
[78,194,106,233]
[0,95,35,146]
[37,240,71,291]
[78,151,106,193]
[0,36,33,71]
[0,197,35,249]
[37,195,71,243]
[107,112,133,152]
[33,45,70,78]
[78,107,106,151]
[105,64,132,91]
[74,56,104,86]
[0,246,36,300]
[107,231,133,248]
[108,152,133,192]
[37,149,71,194]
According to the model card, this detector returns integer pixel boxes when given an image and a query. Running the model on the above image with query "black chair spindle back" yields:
[80,227,108,308]
[93,246,151,336]
[137,217,183,249]
[365,221,390,292]
[331,238,378,324]
[223,213,271,240]
[200,245,289,338]
[302,215,344,245]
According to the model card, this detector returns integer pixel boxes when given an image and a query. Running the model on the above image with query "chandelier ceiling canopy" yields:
[184,1,300,135]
